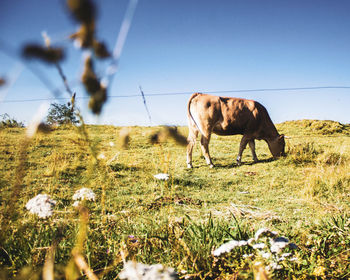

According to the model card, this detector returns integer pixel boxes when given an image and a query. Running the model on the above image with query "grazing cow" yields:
[186,93,285,168]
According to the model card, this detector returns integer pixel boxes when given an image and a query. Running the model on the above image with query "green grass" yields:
[0,120,349,279]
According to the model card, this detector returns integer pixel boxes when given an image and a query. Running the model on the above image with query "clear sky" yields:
[0,0,349,126]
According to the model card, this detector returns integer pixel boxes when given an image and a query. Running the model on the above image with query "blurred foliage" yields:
[0,113,24,128]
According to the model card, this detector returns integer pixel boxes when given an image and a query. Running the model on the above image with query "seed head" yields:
[66,0,96,24]
[69,22,95,48]
[22,44,65,64]
[93,40,111,58]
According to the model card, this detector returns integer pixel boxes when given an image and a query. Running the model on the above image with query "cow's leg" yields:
[186,127,198,168]
[236,136,249,165]
[248,140,258,163]
[200,134,214,168]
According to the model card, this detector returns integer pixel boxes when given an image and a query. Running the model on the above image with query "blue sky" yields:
[0,0,349,126]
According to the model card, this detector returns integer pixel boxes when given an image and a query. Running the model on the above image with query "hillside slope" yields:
[0,120,349,279]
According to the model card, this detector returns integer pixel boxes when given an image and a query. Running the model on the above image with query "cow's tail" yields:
[187,92,205,136]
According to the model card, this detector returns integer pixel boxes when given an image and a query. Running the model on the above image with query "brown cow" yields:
[186,93,285,168]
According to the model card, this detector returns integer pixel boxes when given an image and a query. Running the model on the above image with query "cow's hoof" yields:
[187,164,193,169]
[236,161,241,166]
[209,164,215,168]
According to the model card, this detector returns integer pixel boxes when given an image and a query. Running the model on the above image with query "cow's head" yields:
[268,134,285,158]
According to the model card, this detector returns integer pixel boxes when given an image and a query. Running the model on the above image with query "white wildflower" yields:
[73,188,96,201]
[277,252,295,262]
[252,243,266,250]
[260,251,272,259]
[153,173,170,180]
[243,253,254,259]
[26,194,56,218]
[281,253,292,258]
[266,262,283,271]
[119,261,178,280]
[212,240,248,256]
[98,153,106,159]
[109,141,115,147]
[72,201,80,208]
[255,228,278,240]
[237,240,248,246]
[247,238,255,245]
[106,213,117,221]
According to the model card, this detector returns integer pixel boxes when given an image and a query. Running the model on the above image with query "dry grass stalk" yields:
[73,252,99,280]
[76,205,89,252]
[65,206,90,279]
[42,245,55,280]
[70,92,76,112]
[253,264,270,280]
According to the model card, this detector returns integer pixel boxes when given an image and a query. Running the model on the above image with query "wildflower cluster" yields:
[213,228,298,272]
[25,194,57,218]
[73,187,96,201]
[119,261,178,280]
[153,173,170,180]
[26,188,96,218]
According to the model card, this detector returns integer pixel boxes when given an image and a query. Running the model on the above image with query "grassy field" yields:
[0,119,349,279]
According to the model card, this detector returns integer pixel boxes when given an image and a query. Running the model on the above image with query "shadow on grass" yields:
[108,163,139,172]
[172,176,208,189]
[197,157,276,169]
[145,195,203,210]
[243,158,275,166]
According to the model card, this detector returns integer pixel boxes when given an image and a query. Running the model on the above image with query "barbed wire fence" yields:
[2,86,350,104]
